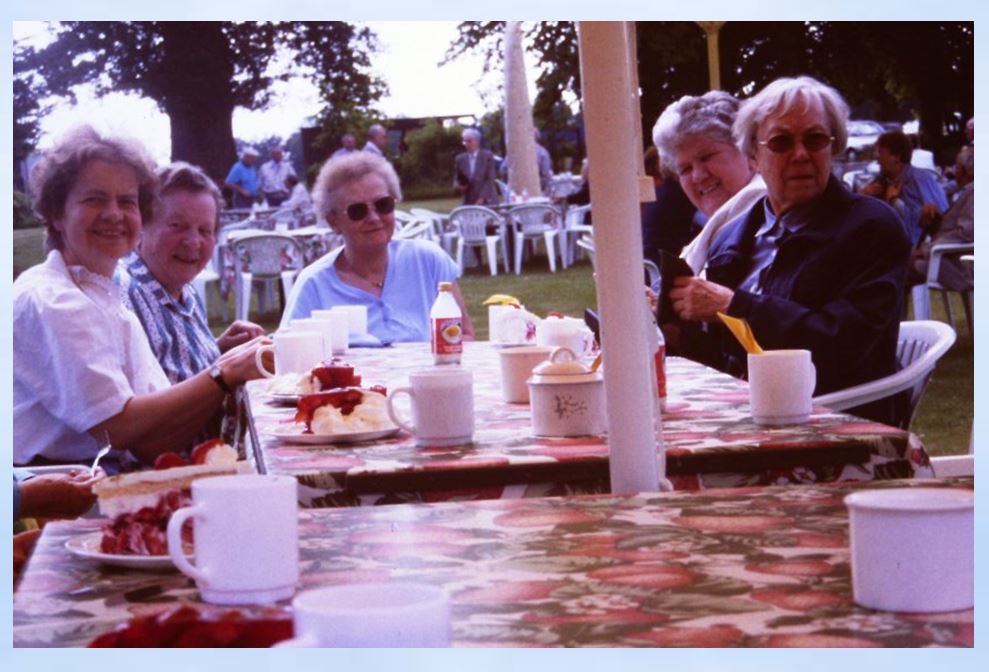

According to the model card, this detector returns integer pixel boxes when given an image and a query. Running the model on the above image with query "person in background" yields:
[283,174,313,211]
[640,145,698,266]
[862,130,948,246]
[332,132,359,159]
[667,76,910,425]
[224,147,260,209]
[534,128,554,193]
[282,152,474,342]
[258,146,297,207]
[652,90,764,274]
[363,124,389,158]
[119,161,266,446]
[453,128,499,206]
[910,145,974,292]
[14,126,269,473]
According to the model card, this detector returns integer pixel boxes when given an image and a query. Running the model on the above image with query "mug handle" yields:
[166,503,208,583]
[806,360,818,398]
[386,387,415,435]
[255,345,277,378]
[272,633,320,648]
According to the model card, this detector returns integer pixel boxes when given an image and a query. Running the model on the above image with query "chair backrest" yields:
[410,208,450,238]
[393,218,434,241]
[564,203,592,230]
[449,206,502,243]
[812,320,956,429]
[508,204,562,236]
[576,235,596,268]
[231,233,306,277]
[643,259,661,291]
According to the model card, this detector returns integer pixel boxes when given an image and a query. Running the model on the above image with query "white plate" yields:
[266,426,400,445]
[65,532,188,570]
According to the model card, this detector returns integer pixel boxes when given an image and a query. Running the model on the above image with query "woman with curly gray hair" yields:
[13,126,269,472]
[653,91,764,272]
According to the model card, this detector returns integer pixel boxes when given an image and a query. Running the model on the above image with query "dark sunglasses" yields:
[343,196,395,222]
[758,131,834,154]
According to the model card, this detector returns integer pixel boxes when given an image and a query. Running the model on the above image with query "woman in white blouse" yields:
[12,126,270,472]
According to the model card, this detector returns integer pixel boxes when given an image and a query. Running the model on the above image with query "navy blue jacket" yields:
[679,175,911,425]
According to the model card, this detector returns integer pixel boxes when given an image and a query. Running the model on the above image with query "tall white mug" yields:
[167,474,299,605]
[498,345,555,403]
[386,367,474,447]
[275,583,452,647]
[309,310,350,355]
[747,349,816,425]
[332,305,368,337]
[254,330,323,378]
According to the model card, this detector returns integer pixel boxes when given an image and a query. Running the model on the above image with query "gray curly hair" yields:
[312,151,402,221]
[652,91,741,172]
[733,76,849,158]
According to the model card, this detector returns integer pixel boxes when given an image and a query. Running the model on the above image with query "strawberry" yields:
[153,452,188,470]
[191,439,237,465]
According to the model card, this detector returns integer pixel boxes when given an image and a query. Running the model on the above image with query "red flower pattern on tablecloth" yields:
[629,624,747,647]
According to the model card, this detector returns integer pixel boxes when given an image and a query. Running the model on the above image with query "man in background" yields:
[258,146,296,207]
[454,128,499,205]
[332,132,358,159]
[363,124,389,158]
[224,147,260,208]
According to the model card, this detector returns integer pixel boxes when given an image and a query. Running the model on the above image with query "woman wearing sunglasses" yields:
[666,76,911,425]
[281,152,474,342]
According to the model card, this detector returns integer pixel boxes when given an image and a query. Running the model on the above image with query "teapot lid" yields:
[529,347,602,384]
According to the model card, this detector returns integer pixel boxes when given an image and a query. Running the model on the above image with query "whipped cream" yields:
[310,391,392,434]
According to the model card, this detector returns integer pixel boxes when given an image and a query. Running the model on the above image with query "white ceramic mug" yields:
[845,488,973,612]
[332,305,368,337]
[254,330,324,378]
[274,583,451,647]
[498,345,555,403]
[167,474,299,605]
[309,310,350,355]
[536,316,593,356]
[747,349,816,425]
[386,367,474,447]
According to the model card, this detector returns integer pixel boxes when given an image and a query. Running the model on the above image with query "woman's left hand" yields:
[217,321,267,353]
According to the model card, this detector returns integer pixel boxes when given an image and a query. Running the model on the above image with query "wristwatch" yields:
[209,364,233,394]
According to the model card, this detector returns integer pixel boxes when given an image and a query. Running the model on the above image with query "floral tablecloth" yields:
[247,342,932,507]
[13,478,972,647]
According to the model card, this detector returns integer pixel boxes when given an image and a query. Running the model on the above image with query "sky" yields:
[13,21,541,163]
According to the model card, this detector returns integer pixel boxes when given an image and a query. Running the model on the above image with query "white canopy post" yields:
[504,21,541,199]
[577,21,664,494]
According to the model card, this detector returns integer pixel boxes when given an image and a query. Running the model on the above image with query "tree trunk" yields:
[157,22,239,182]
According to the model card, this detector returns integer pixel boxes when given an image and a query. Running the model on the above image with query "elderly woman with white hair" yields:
[652,90,765,273]
[666,76,911,425]
[281,152,474,342]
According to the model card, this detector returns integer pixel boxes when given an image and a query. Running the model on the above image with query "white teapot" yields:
[527,347,606,437]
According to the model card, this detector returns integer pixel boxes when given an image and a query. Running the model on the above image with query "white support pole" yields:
[577,21,663,495]
[504,21,541,199]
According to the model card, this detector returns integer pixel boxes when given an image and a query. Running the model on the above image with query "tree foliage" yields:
[447,21,973,163]
[16,21,385,181]
[394,120,464,200]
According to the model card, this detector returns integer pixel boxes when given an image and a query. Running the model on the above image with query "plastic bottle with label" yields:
[430,282,463,365]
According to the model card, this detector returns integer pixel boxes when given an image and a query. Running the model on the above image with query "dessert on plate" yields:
[265,359,362,397]
[294,386,391,435]
[93,441,248,555]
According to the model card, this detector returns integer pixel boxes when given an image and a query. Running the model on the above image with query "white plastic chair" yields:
[576,234,596,269]
[448,206,509,276]
[507,203,563,274]
[812,320,956,430]
[410,208,454,255]
[561,203,593,266]
[911,242,973,337]
[230,233,306,321]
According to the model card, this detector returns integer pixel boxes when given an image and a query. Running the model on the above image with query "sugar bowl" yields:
[527,347,606,437]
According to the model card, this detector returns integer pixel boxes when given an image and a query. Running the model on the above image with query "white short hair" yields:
[652,91,741,172]
[734,76,849,158]
[462,128,482,142]
[312,152,402,221]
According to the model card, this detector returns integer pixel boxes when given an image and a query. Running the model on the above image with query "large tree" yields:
[17,21,385,181]
[447,21,973,162]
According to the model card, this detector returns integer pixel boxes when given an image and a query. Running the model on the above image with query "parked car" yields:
[843,120,886,161]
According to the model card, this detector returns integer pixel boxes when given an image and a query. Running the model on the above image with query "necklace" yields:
[339,253,385,289]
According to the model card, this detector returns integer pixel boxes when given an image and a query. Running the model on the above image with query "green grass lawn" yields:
[12,203,974,456]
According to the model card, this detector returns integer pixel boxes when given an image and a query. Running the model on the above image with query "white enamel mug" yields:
[386,367,474,447]
[747,349,816,425]
[166,474,299,605]
[331,305,368,337]
[274,583,451,647]
[309,309,350,355]
[254,330,323,378]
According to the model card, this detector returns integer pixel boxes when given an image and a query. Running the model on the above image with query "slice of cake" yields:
[266,358,362,396]
[294,386,391,435]
[93,441,247,555]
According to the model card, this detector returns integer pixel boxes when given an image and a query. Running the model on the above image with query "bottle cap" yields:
[437,281,452,291]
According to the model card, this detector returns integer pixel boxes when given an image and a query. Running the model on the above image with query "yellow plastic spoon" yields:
[716,312,764,355]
